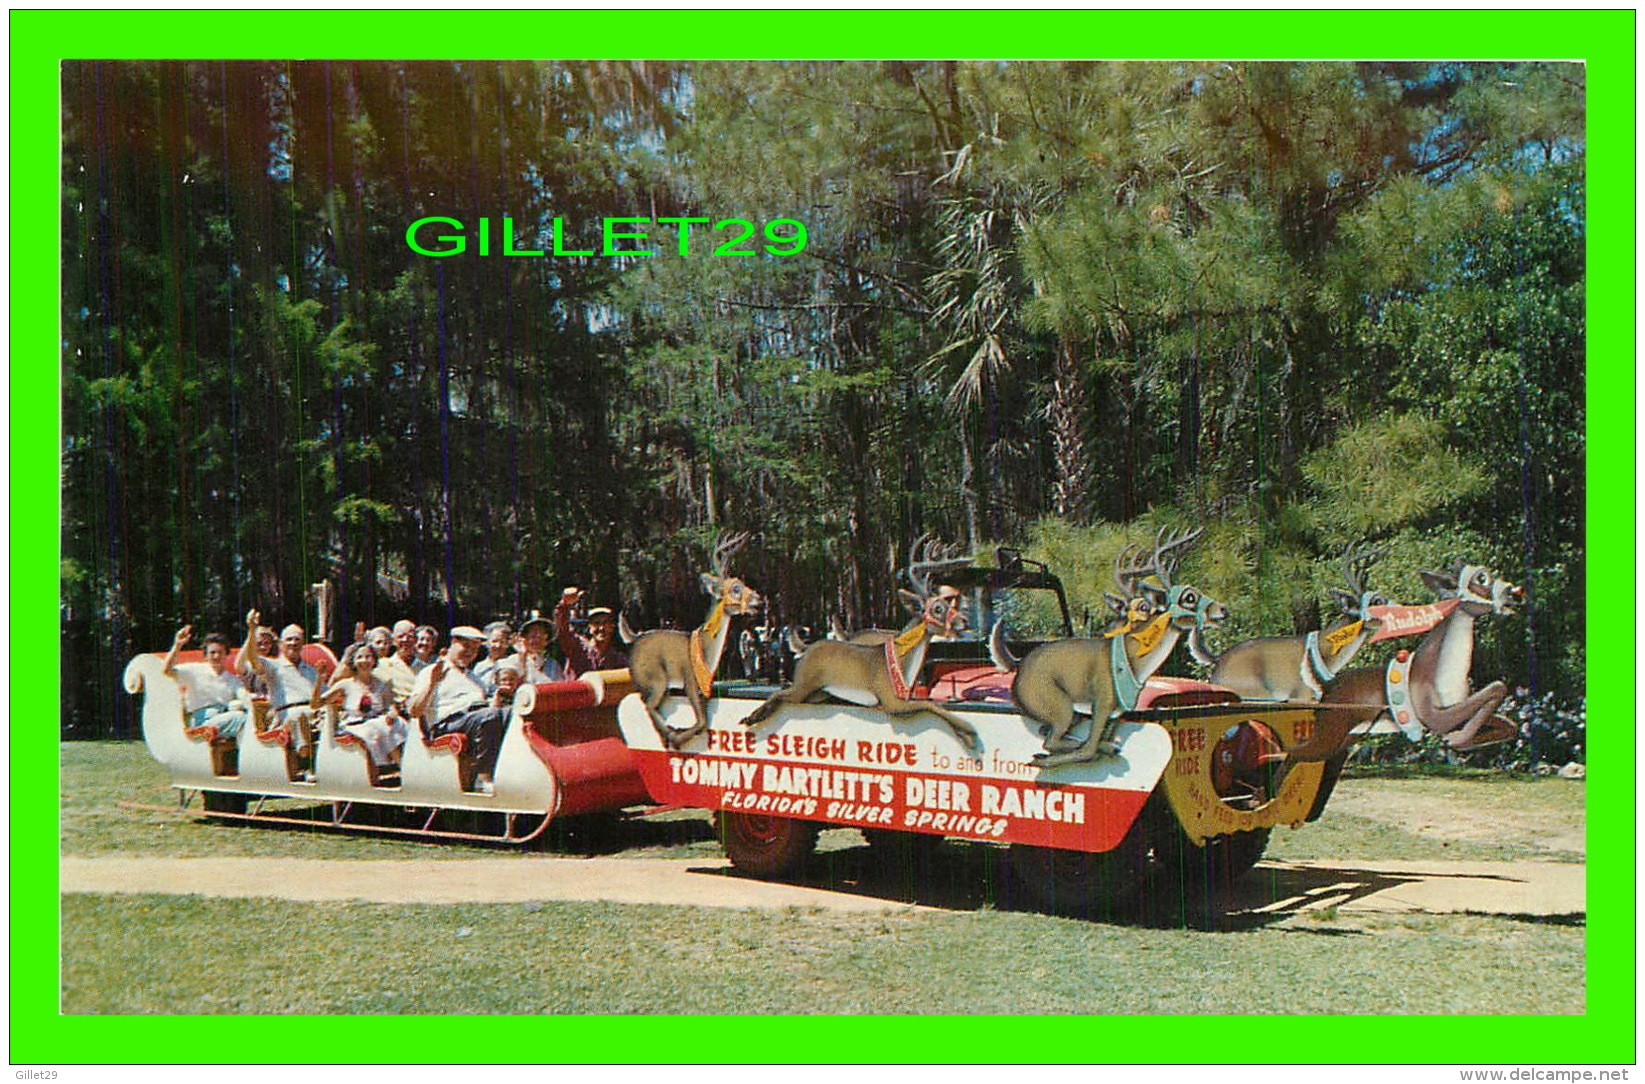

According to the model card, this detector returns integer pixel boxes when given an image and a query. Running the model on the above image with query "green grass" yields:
[1270,774,1586,864]
[60,740,728,861]
[61,892,1584,1015]
[58,740,1587,1015]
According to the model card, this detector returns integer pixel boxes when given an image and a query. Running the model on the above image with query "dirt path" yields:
[60,854,1585,918]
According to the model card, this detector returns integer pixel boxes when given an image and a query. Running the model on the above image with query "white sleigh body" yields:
[124,652,560,818]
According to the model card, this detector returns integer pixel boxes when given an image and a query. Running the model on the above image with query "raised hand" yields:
[173,625,193,648]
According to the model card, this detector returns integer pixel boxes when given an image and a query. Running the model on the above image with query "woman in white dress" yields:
[318,642,409,767]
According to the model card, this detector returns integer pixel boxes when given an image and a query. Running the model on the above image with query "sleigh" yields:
[124,647,647,843]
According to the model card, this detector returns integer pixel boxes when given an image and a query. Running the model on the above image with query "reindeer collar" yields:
[884,640,914,699]
[1299,632,1329,698]
[689,629,715,693]
[1383,649,1426,740]
[1109,633,1145,715]
[701,600,726,639]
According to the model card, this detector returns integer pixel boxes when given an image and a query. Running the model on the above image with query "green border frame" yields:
[15,9,1634,1065]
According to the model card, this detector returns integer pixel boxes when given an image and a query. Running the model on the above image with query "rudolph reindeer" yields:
[741,536,981,751]
[1293,561,1524,760]
[989,527,1226,769]
[623,532,764,749]
[1188,539,1390,701]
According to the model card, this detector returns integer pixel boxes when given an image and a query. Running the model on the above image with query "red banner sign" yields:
[617,697,1169,853]
[1366,598,1459,642]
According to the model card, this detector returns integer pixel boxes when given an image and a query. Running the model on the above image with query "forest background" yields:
[60,59,1586,750]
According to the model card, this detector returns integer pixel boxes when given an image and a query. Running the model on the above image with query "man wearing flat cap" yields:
[405,626,511,795]
[554,587,629,678]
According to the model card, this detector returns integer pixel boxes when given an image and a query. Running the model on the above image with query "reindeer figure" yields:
[1297,561,1523,759]
[741,537,981,751]
[989,527,1226,769]
[784,615,895,654]
[1188,539,1390,701]
[625,532,764,749]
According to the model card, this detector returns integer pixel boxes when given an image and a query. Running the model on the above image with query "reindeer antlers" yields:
[1341,538,1387,595]
[1113,542,1154,599]
[905,533,970,596]
[710,531,752,578]
[1150,526,1204,589]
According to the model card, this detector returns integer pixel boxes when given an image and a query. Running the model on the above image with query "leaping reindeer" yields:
[1188,539,1390,701]
[1295,561,1523,759]
[624,532,764,749]
[990,527,1225,768]
[741,536,980,751]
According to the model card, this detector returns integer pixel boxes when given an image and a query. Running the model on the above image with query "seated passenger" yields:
[405,626,510,795]
[413,624,440,671]
[319,641,408,769]
[554,587,629,677]
[501,613,564,684]
[240,611,323,772]
[376,619,420,705]
[489,661,523,709]
[471,620,514,693]
[366,625,395,660]
[236,625,278,695]
[162,624,251,740]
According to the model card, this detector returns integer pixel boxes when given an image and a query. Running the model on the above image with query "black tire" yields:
[1150,808,1271,907]
[861,825,942,855]
[717,811,819,880]
[201,790,247,815]
[1008,819,1151,920]
[861,827,943,892]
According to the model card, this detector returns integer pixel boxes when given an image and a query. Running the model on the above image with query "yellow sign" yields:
[1156,708,1327,846]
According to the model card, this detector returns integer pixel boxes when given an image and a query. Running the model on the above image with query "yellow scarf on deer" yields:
[1323,619,1364,653]
[1127,613,1170,656]
[689,601,727,692]
[893,621,927,656]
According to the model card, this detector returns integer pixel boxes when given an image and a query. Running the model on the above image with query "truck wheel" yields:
[1008,822,1150,920]
[1204,827,1271,883]
[201,791,247,815]
[861,827,941,863]
[861,828,942,892]
[717,811,819,880]
[1152,817,1271,903]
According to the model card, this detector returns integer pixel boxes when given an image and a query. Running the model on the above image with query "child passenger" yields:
[319,641,409,768]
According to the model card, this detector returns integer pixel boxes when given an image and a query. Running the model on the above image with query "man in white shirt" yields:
[406,626,512,795]
[162,624,251,740]
[241,612,324,771]
[377,619,420,706]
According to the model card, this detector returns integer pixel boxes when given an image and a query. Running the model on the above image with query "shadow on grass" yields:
[178,797,720,856]
[682,839,1586,933]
